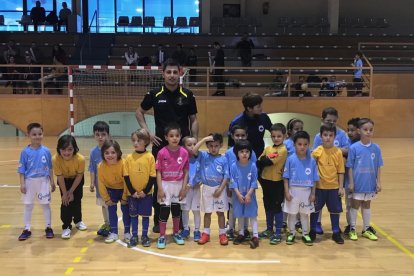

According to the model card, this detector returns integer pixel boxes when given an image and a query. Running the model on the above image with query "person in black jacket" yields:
[30,1,46,32]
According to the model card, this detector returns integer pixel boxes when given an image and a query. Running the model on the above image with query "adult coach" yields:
[135,59,199,233]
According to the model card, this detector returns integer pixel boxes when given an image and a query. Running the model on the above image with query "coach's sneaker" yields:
[124,232,131,243]
[344,225,351,237]
[157,236,166,249]
[193,230,201,242]
[128,236,138,248]
[180,228,190,239]
[302,235,313,246]
[315,222,324,235]
[18,229,32,241]
[286,234,296,245]
[97,224,110,237]
[105,233,118,243]
[75,221,87,231]
[141,235,151,247]
[332,232,344,244]
[249,237,259,249]
[259,229,274,239]
[219,233,229,245]
[295,222,303,234]
[362,227,378,241]
[349,228,358,241]
[270,234,282,245]
[198,232,210,245]
[226,229,235,241]
[45,227,54,239]
[309,230,316,242]
[173,233,185,245]
[61,228,71,239]
[233,234,245,245]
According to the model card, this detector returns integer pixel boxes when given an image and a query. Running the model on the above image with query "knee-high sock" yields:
[350,208,358,229]
[310,212,319,231]
[250,217,258,237]
[318,210,322,223]
[288,214,297,235]
[24,204,34,230]
[238,217,245,235]
[345,196,351,225]
[330,213,340,233]
[108,205,118,234]
[299,213,309,235]
[121,204,130,234]
[102,206,109,225]
[362,208,371,231]
[141,216,149,237]
[228,205,235,230]
[244,217,249,230]
[42,204,51,228]
[265,210,274,231]
[182,210,190,230]
[131,216,138,237]
[193,210,201,231]
[274,212,284,235]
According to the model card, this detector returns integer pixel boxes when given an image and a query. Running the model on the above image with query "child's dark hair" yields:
[57,135,79,156]
[320,123,337,135]
[214,41,221,47]
[206,133,223,145]
[357,118,374,128]
[270,123,286,135]
[242,92,262,110]
[321,107,338,119]
[101,140,122,161]
[233,140,252,160]
[27,122,43,133]
[163,58,181,71]
[286,118,303,137]
[182,136,196,145]
[293,131,310,144]
[131,128,151,147]
[93,121,109,134]
[347,117,360,128]
[164,123,181,136]
[230,124,247,135]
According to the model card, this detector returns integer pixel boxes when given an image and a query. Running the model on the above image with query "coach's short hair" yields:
[163,58,181,71]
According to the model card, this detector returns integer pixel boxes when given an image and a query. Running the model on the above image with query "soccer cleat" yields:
[302,235,313,246]
[180,228,190,239]
[259,229,274,239]
[233,234,245,245]
[157,236,166,249]
[197,232,210,245]
[315,222,324,235]
[226,229,235,241]
[18,229,32,241]
[249,237,259,249]
[286,234,296,245]
[270,234,282,245]
[61,228,71,239]
[344,225,351,236]
[75,221,87,231]
[332,232,344,244]
[349,229,358,241]
[219,233,229,245]
[309,230,316,242]
[128,236,138,248]
[141,235,151,247]
[295,221,303,234]
[173,233,185,245]
[193,230,201,242]
[105,233,119,243]
[362,227,378,241]
[244,229,251,241]
[124,233,131,243]
[45,227,54,239]
[97,224,110,237]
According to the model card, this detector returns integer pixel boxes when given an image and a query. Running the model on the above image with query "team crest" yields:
[41,155,47,163]
[247,172,252,181]
[334,140,339,147]
[305,168,311,175]
[371,153,375,159]
[177,157,183,164]
[216,165,223,173]
[258,125,264,132]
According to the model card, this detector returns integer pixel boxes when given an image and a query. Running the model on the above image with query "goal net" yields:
[68,65,189,137]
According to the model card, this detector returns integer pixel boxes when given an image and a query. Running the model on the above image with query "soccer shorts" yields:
[352,192,376,201]
[22,176,51,205]
[159,180,185,205]
[181,185,201,211]
[128,195,152,217]
[202,185,228,213]
[283,186,315,215]
[314,188,343,213]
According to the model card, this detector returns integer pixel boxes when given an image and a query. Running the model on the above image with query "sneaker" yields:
[197,232,210,245]
[124,233,131,243]
[249,237,259,249]
[349,228,358,241]
[259,229,274,239]
[362,226,378,241]
[105,233,119,243]
[302,235,313,246]
[233,234,245,245]
[315,222,324,235]
[180,228,190,239]
[332,232,344,244]
[219,233,229,245]
[18,229,32,241]
[173,233,185,245]
[152,224,160,234]
[286,234,296,245]
[97,224,110,237]
[128,236,138,248]
[157,236,166,249]
[75,221,87,231]
[61,228,71,239]
[344,225,351,236]
[244,229,251,241]
[309,230,316,242]
[226,229,235,241]
[270,234,282,245]
[45,227,54,239]
[295,222,303,234]
[282,222,288,234]
[193,230,201,242]
[141,235,151,247]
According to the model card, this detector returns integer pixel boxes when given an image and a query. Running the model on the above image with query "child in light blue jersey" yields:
[18,123,56,241]
[346,118,383,241]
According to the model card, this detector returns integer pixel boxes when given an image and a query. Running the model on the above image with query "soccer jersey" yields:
[123,151,156,195]
[259,143,287,181]
[344,138,360,188]
[52,153,85,178]
[346,142,383,193]
[225,146,257,168]
[98,160,125,202]
[88,145,101,181]
[283,153,319,188]
[188,157,201,187]
[354,58,363,79]
[18,145,52,179]
[312,128,350,151]
[156,146,189,181]
[197,151,229,187]
[284,138,295,157]
[312,146,345,189]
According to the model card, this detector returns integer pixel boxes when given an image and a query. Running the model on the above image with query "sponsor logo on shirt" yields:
[158,99,167,103]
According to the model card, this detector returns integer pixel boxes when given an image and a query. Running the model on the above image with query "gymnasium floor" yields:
[0,137,413,275]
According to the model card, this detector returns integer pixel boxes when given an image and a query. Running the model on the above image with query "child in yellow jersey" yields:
[98,140,130,244]
[310,124,345,244]
[53,135,86,239]
[257,123,287,244]
[123,129,156,248]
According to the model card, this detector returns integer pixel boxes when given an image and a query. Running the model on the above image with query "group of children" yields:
[17,106,383,250]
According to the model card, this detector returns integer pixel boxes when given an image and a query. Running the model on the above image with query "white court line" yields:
[116,240,280,264]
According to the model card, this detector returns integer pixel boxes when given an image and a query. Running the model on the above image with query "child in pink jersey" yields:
[156,124,189,249]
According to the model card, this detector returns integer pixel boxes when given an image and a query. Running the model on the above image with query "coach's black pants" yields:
[60,176,84,229]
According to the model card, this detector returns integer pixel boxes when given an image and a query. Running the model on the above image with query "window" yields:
[116,0,143,32]
[173,0,199,33]
[144,0,171,33]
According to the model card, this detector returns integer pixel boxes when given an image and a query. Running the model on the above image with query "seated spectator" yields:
[58,2,71,32]
[3,40,20,64]
[320,76,338,97]
[46,11,59,31]
[30,1,46,32]
[52,44,67,64]
[172,43,187,66]
[43,58,67,95]
[27,42,44,64]
[4,56,20,94]
[154,44,168,65]
[20,55,41,94]
[291,76,311,97]
[236,33,255,67]
[186,47,197,82]
[124,46,139,65]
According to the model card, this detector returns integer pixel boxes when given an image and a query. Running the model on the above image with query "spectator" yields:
[154,44,168,66]
[52,44,67,64]
[351,51,364,96]
[291,76,311,97]
[171,43,187,66]
[45,11,58,31]
[5,56,20,94]
[236,33,254,67]
[28,42,43,64]
[30,1,46,32]
[3,40,20,64]
[210,42,225,96]
[20,55,41,94]
[124,46,139,66]
[186,47,198,82]
[58,2,72,32]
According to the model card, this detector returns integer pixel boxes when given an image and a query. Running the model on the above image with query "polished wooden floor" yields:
[0,137,413,275]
